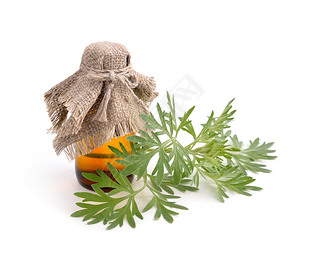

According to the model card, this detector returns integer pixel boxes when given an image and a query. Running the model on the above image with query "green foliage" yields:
[71,165,144,229]
[72,92,276,229]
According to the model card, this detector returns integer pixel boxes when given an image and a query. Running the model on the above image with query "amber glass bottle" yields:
[75,134,133,192]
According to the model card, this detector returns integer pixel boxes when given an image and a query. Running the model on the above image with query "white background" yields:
[1,1,319,260]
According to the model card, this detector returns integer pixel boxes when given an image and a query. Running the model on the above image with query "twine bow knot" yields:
[80,62,139,122]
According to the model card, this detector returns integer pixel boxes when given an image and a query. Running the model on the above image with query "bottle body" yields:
[75,134,133,192]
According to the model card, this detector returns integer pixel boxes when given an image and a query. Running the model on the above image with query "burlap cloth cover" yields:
[44,41,158,160]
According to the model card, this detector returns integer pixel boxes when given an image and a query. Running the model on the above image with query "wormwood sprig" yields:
[72,92,276,229]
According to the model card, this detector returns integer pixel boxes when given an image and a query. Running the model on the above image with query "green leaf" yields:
[71,92,276,230]
[142,197,156,213]
[71,209,88,218]
[132,199,143,220]
[81,172,101,182]
[126,135,147,143]
[73,192,107,202]
[108,145,125,158]
[139,113,163,131]
[177,106,195,134]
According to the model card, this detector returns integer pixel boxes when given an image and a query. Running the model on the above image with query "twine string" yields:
[80,62,139,122]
